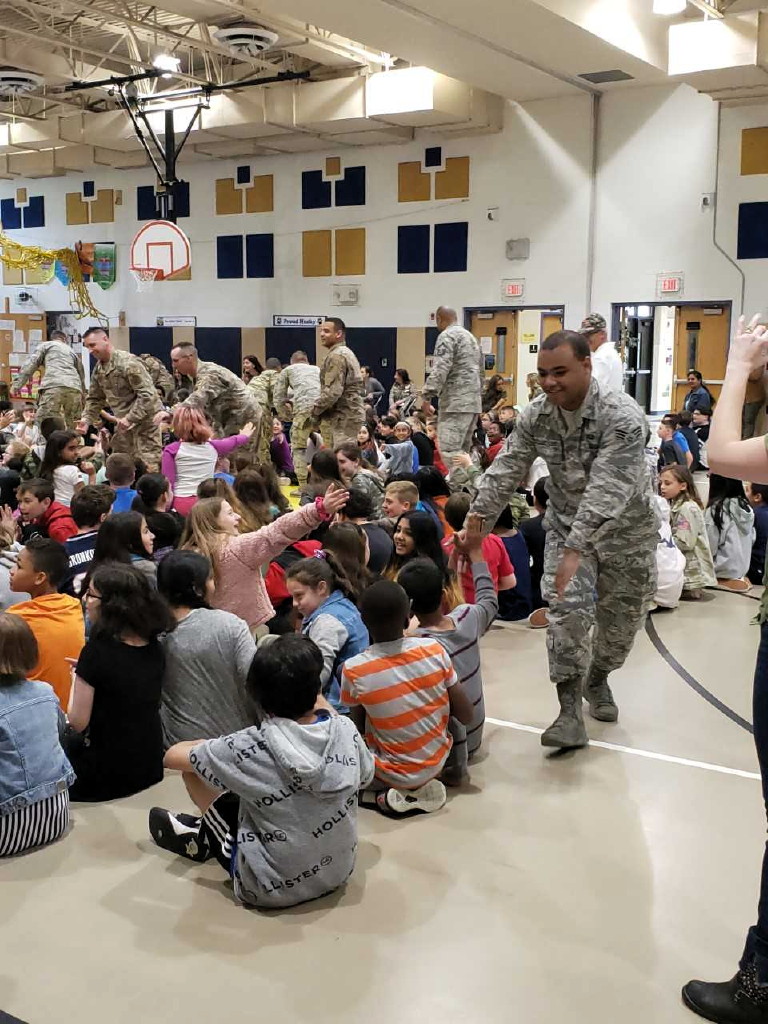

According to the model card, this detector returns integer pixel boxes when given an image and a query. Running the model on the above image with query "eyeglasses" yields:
[84,590,100,601]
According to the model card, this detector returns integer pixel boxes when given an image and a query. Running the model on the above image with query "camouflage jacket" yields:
[85,349,161,425]
[248,368,281,413]
[183,359,259,431]
[14,340,85,393]
[312,344,365,423]
[273,363,321,418]
[138,354,176,401]
[422,326,483,414]
[471,379,657,557]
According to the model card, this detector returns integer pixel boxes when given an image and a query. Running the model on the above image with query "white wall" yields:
[2,82,768,339]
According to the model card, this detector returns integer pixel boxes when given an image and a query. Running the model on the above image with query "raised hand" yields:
[322,483,349,517]
[728,314,768,374]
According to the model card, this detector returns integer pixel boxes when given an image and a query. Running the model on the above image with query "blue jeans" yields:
[741,621,768,981]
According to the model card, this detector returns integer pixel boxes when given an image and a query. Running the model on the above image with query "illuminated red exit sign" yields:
[502,279,525,300]
[657,272,684,297]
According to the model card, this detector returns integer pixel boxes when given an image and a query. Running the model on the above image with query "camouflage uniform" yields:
[138,354,176,403]
[312,343,365,448]
[471,378,657,746]
[182,360,261,444]
[422,325,483,462]
[248,368,281,464]
[274,363,321,487]
[14,340,85,428]
[85,349,163,469]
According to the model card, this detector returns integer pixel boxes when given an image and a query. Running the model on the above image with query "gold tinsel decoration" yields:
[0,232,106,321]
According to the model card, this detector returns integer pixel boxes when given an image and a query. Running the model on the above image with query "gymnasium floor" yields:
[3,590,765,1024]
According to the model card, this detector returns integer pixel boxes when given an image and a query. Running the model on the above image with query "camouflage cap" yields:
[579,313,607,335]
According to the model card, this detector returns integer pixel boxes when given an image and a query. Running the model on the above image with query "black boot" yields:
[682,964,768,1022]
[583,669,619,722]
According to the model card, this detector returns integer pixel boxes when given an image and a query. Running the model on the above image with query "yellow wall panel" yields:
[398,161,431,202]
[303,230,333,277]
[435,156,470,199]
[65,193,88,226]
[166,266,192,281]
[172,327,195,348]
[89,189,115,223]
[335,228,366,276]
[241,327,265,367]
[110,327,130,353]
[15,188,26,205]
[396,327,427,390]
[215,178,243,215]
[245,174,274,213]
[25,262,55,285]
[2,265,23,285]
[325,156,341,177]
[742,127,768,175]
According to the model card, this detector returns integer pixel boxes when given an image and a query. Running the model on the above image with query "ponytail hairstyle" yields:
[707,473,751,531]
[133,473,170,513]
[285,549,359,604]
[323,523,373,600]
[40,429,78,479]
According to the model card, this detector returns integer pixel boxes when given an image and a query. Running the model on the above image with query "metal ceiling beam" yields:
[0,18,153,69]
[688,0,725,18]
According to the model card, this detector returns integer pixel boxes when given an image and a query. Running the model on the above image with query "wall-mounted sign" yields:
[656,272,684,298]
[501,279,525,301]
[273,315,325,328]
[156,315,196,327]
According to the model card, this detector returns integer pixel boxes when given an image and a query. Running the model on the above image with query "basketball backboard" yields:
[129,220,191,281]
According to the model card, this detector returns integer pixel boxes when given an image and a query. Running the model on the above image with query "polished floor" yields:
[3,590,766,1023]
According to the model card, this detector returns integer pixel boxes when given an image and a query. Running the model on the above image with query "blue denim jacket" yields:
[301,590,369,712]
[0,677,74,815]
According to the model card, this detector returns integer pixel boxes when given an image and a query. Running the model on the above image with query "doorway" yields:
[611,302,731,415]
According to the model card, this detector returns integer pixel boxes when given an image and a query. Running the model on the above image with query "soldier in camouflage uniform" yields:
[170,343,261,442]
[82,328,162,470]
[248,357,282,464]
[14,331,85,428]
[421,306,483,465]
[274,350,321,487]
[311,318,365,448]
[138,354,176,404]
[470,330,657,750]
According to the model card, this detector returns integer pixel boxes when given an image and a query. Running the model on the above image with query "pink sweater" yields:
[212,502,324,628]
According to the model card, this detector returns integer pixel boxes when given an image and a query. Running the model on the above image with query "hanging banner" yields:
[93,242,116,290]
[54,259,70,286]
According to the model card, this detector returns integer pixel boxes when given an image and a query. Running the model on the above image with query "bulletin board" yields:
[0,307,46,398]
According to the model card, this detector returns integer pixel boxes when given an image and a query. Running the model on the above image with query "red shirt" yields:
[441,533,514,603]
[487,440,504,462]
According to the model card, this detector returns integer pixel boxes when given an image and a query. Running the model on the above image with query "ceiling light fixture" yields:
[152,54,181,79]
[653,0,686,13]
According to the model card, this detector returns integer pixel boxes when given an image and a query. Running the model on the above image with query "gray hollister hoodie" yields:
[191,713,374,909]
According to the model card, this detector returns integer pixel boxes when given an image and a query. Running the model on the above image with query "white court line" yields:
[485,716,762,781]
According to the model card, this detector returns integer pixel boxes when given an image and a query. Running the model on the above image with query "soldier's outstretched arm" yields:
[14,345,45,389]
[273,368,290,419]
[469,419,537,529]
[566,407,647,554]
[421,337,453,401]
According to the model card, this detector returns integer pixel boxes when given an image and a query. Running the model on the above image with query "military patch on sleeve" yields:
[614,424,643,444]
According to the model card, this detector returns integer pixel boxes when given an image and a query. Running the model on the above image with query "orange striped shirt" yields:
[341,637,457,789]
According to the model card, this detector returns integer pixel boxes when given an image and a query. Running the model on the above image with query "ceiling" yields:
[0,0,764,175]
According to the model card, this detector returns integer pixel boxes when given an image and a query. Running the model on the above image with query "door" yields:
[673,305,730,411]
[469,310,518,394]
[624,316,654,412]
[540,312,563,340]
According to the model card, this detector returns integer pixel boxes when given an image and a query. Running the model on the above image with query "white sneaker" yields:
[375,779,447,817]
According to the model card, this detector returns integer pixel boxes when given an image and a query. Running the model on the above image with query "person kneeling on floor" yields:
[342,579,474,817]
[149,634,374,910]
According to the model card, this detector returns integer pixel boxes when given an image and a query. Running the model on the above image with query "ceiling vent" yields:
[0,68,44,97]
[212,25,280,57]
[578,69,634,84]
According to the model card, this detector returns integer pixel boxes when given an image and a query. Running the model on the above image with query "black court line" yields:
[645,616,754,734]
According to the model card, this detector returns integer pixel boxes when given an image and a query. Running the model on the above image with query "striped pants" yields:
[0,791,69,857]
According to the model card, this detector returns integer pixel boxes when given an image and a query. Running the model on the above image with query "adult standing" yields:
[421,306,483,464]
[82,328,162,470]
[169,343,260,440]
[137,354,176,404]
[579,313,623,394]
[274,350,321,489]
[14,330,85,428]
[249,357,282,463]
[389,368,414,416]
[742,369,766,440]
[683,370,713,415]
[362,366,385,414]
[468,331,657,749]
[311,318,365,448]
[682,315,768,1023]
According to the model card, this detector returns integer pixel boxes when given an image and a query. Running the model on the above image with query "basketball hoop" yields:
[130,267,159,292]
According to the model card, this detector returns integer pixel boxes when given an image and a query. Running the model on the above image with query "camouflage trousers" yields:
[37,387,83,429]
[216,405,262,462]
[322,416,364,450]
[437,412,477,463]
[542,532,656,686]
[291,411,316,487]
[111,419,162,472]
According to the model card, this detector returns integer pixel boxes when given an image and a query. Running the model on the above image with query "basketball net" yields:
[130,267,160,292]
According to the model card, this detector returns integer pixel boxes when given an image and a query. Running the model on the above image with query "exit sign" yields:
[502,278,525,301]
[657,272,684,297]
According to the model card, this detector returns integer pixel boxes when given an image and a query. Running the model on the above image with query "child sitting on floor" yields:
[398,513,497,785]
[149,634,374,910]
[341,579,473,817]
[747,482,768,585]
[704,474,755,591]
[441,492,516,605]
[660,465,716,600]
